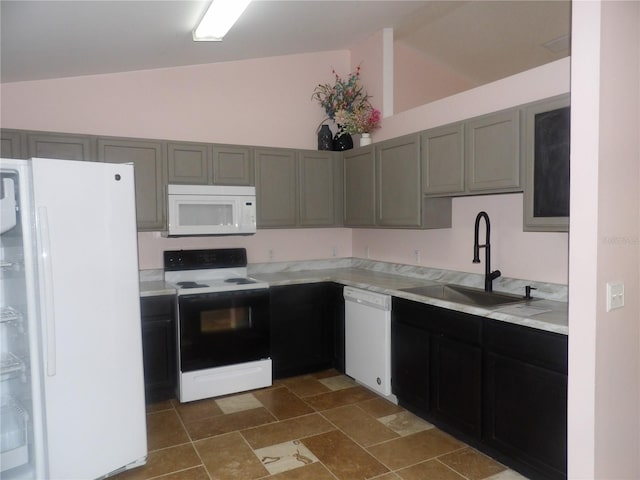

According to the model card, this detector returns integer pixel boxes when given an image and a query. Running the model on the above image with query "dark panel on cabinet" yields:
[533,107,570,218]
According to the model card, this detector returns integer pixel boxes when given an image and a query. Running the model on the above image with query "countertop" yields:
[139,262,568,335]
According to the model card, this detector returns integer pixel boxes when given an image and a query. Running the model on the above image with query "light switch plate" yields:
[606,282,625,312]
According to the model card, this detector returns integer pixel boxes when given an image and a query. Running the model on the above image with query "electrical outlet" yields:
[414,249,421,263]
[268,249,274,261]
[606,282,624,312]
[365,246,370,259]
[331,246,337,257]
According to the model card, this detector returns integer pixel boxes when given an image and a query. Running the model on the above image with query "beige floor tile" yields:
[146,400,173,414]
[439,447,507,480]
[184,406,276,441]
[304,385,378,411]
[215,392,262,414]
[195,431,268,480]
[303,430,389,480]
[319,374,358,391]
[371,474,403,480]
[378,410,433,436]
[322,404,399,447]
[241,413,335,450]
[485,469,530,480]
[367,428,465,471]
[397,459,466,480]
[146,409,190,451]
[254,439,318,475]
[254,386,315,420]
[264,462,337,479]
[312,368,343,379]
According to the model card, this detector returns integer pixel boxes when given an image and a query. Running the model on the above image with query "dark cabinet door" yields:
[140,296,176,403]
[270,283,335,379]
[484,351,567,480]
[391,319,430,415]
[328,283,345,373]
[431,334,482,438]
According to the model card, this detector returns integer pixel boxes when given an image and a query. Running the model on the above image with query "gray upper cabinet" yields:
[523,94,570,232]
[343,145,376,226]
[466,109,521,193]
[1,130,26,159]
[168,143,254,186]
[212,144,254,186]
[376,134,422,227]
[167,142,211,185]
[255,148,297,227]
[27,132,96,161]
[298,151,342,227]
[97,138,167,231]
[421,123,465,196]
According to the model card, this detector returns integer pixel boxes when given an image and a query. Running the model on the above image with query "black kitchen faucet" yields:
[473,211,501,292]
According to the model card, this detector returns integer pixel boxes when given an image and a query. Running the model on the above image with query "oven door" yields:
[177,289,270,372]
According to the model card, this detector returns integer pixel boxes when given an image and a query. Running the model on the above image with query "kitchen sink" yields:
[399,284,530,307]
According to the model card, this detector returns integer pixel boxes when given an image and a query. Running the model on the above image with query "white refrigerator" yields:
[0,158,147,479]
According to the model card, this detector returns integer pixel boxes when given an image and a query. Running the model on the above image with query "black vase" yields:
[333,133,353,151]
[317,124,333,151]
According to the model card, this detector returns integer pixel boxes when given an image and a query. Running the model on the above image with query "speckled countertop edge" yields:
[139,258,568,335]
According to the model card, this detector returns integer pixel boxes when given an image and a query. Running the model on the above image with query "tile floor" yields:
[114,370,529,480]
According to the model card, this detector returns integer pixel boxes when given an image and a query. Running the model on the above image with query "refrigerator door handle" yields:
[37,206,57,377]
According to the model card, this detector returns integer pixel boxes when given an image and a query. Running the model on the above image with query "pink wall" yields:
[138,228,352,270]
[353,194,568,285]
[0,51,350,150]
[569,1,640,477]
[394,41,476,114]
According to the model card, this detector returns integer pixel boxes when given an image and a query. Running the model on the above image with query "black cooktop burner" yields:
[224,277,256,285]
[176,281,209,289]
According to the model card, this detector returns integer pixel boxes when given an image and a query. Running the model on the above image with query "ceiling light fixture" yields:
[193,0,251,42]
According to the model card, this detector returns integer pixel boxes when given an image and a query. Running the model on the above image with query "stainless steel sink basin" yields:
[400,284,529,307]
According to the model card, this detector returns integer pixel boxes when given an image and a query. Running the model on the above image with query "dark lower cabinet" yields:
[391,319,430,414]
[392,297,567,480]
[431,334,482,438]
[392,298,482,438]
[140,295,177,403]
[270,282,342,379]
[484,319,568,480]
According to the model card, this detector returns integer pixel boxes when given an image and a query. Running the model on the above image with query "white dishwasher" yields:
[344,286,395,400]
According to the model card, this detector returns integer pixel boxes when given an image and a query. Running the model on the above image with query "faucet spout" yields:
[473,211,501,292]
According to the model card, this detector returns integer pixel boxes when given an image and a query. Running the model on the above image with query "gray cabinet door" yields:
[466,109,521,193]
[27,132,96,161]
[167,142,211,185]
[1,130,26,158]
[298,151,341,227]
[376,134,422,227]
[212,144,254,185]
[97,138,166,231]
[422,123,465,196]
[523,94,570,232]
[343,146,375,226]
[255,148,297,227]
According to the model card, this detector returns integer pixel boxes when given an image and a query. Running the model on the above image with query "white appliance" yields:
[164,248,272,403]
[0,158,147,479]
[344,286,396,402]
[166,184,257,236]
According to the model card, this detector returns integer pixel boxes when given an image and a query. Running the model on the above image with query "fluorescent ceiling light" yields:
[193,0,251,41]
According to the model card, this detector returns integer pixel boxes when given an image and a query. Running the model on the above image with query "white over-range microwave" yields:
[167,184,257,236]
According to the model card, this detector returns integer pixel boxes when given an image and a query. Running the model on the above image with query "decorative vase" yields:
[317,124,333,151]
[359,133,371,147]
[333,133,353,151]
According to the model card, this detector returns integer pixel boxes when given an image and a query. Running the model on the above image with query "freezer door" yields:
[31,158,147,479]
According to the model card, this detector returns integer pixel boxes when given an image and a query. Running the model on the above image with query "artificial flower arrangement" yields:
[312,65,381,137]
